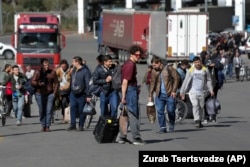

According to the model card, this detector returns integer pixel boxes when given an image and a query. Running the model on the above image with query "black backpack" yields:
[111,64,122,90]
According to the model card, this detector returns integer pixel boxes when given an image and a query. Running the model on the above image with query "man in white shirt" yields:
[25,65,35,79]
[180,56,214,128]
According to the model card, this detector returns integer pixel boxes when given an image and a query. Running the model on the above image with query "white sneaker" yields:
[202,120,208,124]
[16,120,22,126]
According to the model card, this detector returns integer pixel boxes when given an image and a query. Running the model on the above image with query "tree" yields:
[20,0,46,11]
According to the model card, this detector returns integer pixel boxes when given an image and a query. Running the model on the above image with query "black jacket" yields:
[70,65,91,97]
[10,73,28,95]
[92,65,114,96]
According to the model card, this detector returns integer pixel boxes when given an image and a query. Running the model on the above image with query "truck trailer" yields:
[98,9,166,64]
[12,13,66,71]
[166,12,208,61]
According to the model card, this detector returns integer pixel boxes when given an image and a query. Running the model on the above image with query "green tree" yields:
[43,0,76,12]
[19,0,46,11]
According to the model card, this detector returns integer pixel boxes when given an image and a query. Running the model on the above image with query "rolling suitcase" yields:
[93,116,119,143]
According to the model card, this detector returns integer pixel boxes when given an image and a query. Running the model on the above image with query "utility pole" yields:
[78,0,84,34]
[126,0,133,9]
[205,0,208,12]
[0,0,3,34]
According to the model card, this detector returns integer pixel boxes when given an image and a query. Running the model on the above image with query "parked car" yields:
[0,42,16,59]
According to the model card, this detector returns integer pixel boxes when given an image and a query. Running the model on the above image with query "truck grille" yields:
[23,58,54,66]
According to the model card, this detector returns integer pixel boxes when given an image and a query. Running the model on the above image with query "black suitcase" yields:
[93,116,119,143]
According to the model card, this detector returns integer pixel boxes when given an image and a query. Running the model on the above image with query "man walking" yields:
[56,59,71,123]
[10,65,27,126]
[180,56,214,128]
[148,56,180,133]
[118,45,144,145]
[32,58,59,132]
[92,55,119,118]
[67,56,91,131]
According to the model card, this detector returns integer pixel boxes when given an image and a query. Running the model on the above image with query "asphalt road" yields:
[0,34,250,167]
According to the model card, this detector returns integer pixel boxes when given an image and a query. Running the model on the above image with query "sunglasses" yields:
[134,53,141,57]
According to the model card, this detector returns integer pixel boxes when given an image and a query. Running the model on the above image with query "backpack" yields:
[167,67,182,89]
[5,81,13,95]
[111,64,122,90]
[23,79,35,95]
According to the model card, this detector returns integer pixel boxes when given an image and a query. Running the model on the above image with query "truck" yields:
[12,13,66,71]
[166,12,208,61]
[98,9,166,64]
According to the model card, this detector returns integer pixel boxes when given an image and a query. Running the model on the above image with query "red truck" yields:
[98,9,166,64]
[12,13,66,71]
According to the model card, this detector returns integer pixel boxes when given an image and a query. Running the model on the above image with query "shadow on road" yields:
[174,129,206,133]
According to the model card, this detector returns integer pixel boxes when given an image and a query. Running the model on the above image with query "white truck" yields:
[166,12,208,61]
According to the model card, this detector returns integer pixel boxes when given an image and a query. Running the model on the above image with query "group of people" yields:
[143,48,227,132]
[0,45,146,145]
[0,43,230,145]
[0,64,34,125]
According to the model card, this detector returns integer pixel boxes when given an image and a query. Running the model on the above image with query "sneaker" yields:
[195,121,203,128]
[202,120,208,124]
[41,127,46,132]
[16,120,22,126]
[45,127,51,132]
[66,126,77,131]
[210,119,217,124]
[78,127,84,131]
[132,138,145,145]
[118,137,132,144]
[158,128,167,134]
[168,127,174,133]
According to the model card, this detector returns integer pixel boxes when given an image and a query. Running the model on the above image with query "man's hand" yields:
[86,97,92,102]
[16,85,22,89]
[210,91,215,97]
[106,76,112,82]
[38,81,45,86]
[121,97,126,104]
[148,97,152,102]
[180,93,185,100]
[171,92,176,99]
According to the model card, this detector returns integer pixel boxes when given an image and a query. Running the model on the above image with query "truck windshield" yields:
[19,32,58,49]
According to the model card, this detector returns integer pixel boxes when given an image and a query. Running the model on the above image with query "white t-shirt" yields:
[25,69,35,79]
[190,69,203,94]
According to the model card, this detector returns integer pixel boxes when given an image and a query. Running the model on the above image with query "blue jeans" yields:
[126,86,139,117]
[12,95,24,122]
[123,86,141,139]
[69,92,86,127]
[100,90,119,118]
[35,93,55,128]
[155,93,176,129]
[227,63,233,77]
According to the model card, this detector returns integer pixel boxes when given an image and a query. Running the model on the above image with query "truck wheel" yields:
[118,50,122,62]
[124,51,129,62]
[120,50,125,62]
[4,50,14,60]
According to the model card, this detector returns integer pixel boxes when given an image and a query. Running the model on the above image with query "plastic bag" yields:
[146,102,156,123]
[83,101,96,115]
[206,97,221,115]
